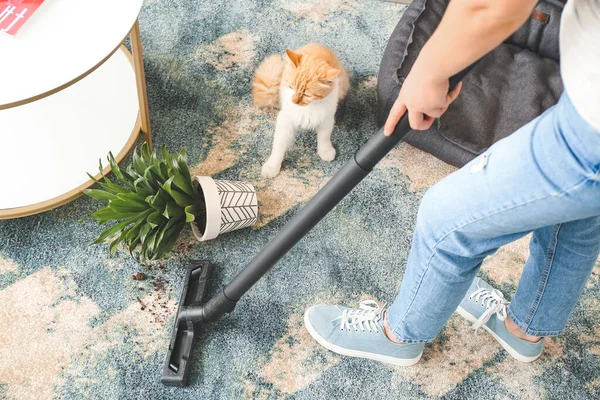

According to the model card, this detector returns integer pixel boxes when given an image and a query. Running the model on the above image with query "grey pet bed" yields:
[377,0,565,167]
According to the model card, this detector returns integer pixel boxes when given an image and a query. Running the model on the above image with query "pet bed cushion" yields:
[377,0,565,167]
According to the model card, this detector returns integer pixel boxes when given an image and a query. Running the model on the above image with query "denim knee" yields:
[413,184,500,267]
[412,184,455,247]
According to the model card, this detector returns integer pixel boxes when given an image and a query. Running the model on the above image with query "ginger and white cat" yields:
[252,43,350,178]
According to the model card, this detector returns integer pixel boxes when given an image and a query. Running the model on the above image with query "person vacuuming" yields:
[304,0,600,365]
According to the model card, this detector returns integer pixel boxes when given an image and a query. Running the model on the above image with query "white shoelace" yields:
[469,287,509,333]
[339,300,385,333]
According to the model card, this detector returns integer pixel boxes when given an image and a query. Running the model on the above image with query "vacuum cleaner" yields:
[161,66,475,386]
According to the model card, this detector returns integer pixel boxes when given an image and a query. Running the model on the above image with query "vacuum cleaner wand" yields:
[162,66,475,386]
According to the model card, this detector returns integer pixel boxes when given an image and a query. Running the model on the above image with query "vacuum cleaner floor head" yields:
[161,260,212,386]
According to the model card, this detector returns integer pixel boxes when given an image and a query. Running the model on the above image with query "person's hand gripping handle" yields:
[384,64,476,136]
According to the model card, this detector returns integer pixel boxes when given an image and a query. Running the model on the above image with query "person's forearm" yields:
[414,0,538,81]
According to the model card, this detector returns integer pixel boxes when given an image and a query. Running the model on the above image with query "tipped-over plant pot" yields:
[83,143,259,261]
[191,177,258,242]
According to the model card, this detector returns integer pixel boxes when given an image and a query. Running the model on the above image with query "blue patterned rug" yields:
[1,1,599,399]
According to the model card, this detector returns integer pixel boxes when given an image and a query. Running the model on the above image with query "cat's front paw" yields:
[318,146,336,162]
[261,162,281,179]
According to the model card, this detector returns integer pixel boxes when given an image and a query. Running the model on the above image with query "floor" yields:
[1,0,599,399]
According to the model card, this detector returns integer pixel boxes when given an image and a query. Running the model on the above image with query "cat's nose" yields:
[292,93,302,104]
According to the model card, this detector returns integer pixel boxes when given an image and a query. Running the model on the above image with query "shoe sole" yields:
[303,307,422,367]
[455,306,541,363]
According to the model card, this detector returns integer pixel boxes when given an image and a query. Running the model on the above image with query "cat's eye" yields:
[289,85,293,89]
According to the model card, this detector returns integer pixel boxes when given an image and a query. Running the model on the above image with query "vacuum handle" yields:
[355,63,476,171]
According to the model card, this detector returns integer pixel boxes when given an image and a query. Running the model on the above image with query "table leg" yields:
[130,19,152,147]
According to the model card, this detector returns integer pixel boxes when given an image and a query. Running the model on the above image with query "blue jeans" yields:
[386,92,600,343]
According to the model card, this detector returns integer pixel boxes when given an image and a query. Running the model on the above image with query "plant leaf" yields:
[159,162,169,182]
[162,177,174,195]
[178,158,192,181]
[154,219,185,259]
[115,192,148,206]
[128,236,140,253]
[107,153,135,190]
[178,147,188,162]
[105,179,129,194]
[124,213,150,244]
[88,172,102,185]
[126,164,142,181]
[184,204,200,222]
[162,199,183,220]
[107,153,125,184]
[108,200,148,214]
[144,228,160,259]
[161,144,170,163]
[90,207,122,223]
[148,164,166,183]
[168,187,194,208]
[141,142,152,163]
[90,215,138,245]
[132,148,147,175]
[143,166,162,190]
[83,189,117,202]
[109,230,127,255]
[133,176,154,196]
[88,173,128,195]
[147,210,164,228]
[171,169,195,197]
[139,224,152,243]
[148,190,169,212]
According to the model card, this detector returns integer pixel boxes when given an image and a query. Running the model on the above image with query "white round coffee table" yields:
[0,0,151,219]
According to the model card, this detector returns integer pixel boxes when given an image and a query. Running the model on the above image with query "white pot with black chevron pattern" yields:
[190,176,258,242]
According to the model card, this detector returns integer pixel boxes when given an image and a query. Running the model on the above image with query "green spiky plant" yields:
[83,143,205,261]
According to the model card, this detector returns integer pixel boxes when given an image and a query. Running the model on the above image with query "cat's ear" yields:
[285,49,301,67]
[323,68,340,82]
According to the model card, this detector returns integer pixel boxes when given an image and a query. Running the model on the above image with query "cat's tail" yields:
[252,54,284,109]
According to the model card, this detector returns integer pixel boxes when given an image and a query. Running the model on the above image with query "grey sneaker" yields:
[304,300,424,366]
[456,277,544,362]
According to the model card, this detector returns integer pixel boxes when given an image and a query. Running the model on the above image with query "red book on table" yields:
[0,0,44,36]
